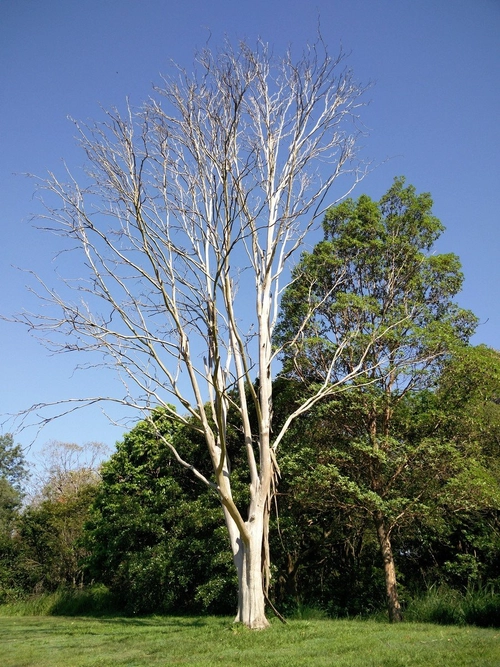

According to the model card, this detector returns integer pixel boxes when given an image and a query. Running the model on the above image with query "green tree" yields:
[13,442,104,594]
[276,178,477,621]
[0,434,27,492]
[84,410,239,614]
[0,434,28,601]
[18,484,99,591]
[438,345,500,465]
[417,345,500,591]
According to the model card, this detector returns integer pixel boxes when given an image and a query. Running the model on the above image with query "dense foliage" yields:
[84,410,238,614]
[275,178,480,620]
[1,349,499,620]
[0,441,101,601]
[0,434,29,601]
[270,358,500,617]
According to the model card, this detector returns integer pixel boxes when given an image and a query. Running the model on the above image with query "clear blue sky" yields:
[1,0,499,457]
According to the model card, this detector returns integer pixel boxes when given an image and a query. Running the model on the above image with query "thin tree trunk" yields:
[374,511,402,622]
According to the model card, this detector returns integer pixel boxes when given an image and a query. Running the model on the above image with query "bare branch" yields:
[11,38,369,629]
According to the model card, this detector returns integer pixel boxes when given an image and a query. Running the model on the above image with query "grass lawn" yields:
[0,616,499,666]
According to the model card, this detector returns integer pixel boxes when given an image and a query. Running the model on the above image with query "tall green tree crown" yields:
[0,435,27,491]
[276,177,477,389]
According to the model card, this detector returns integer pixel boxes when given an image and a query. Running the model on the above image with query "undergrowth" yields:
[0,584,119,617]
[1,584,500,629]
[405,586,500,628]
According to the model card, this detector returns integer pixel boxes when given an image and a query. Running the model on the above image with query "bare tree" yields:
[17,40,369,628]
[27,441,107,505]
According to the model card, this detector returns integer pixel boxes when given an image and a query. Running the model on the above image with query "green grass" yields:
[0,616,499,666]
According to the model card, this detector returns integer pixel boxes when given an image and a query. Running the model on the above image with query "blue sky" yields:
[1,0,499,457]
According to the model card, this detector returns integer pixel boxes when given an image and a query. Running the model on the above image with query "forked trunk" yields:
[232,517,269,629]
[223,504,269,629]
[374,511,402,622]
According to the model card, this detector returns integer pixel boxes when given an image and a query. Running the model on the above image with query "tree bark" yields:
[226,506,270,629]
[374,511,402,622]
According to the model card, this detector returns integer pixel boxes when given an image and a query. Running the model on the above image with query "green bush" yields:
[84,412,239,615]
[49,585,119,616]
[463,588,500,627]
[405,586,500,627]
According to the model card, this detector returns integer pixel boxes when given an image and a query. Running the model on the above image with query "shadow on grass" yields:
[31,587,228,628]
[92,616,221,628]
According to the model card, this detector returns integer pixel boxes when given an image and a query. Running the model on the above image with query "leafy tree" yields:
[410,345,500,592]
[437,345,500,464]
[276,178,478,621]
[18,484,99,591]
[84,410,238,614]
[0,434,28,601]
[0,434,27,492]
[12,442,104,594]
[271,371,500,617]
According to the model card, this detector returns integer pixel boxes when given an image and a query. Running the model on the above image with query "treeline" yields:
[0,347,499,623]
[1,180,500,623]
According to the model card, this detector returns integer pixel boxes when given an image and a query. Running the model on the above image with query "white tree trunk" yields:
[223,487,270,629]
[234,523,269,629]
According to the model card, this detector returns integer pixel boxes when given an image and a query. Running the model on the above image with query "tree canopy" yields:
[276,178,479,621]
[85,411,239,614]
